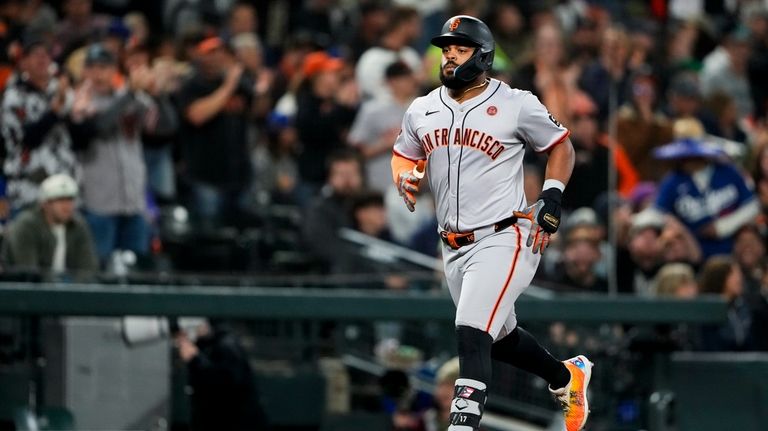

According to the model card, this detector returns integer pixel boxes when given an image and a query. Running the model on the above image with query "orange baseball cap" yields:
[302,51,344,78]
[196,37,223,55]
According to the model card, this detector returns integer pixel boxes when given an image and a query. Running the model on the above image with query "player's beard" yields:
[440,67,467,90]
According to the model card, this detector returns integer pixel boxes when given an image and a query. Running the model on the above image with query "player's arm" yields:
[543,137,575,189]
[391,108,427,212]
[514,94,574,253]
[517,138,574,253]
[391,152,425,212]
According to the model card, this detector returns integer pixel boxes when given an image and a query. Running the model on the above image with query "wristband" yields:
[542,179,565,192]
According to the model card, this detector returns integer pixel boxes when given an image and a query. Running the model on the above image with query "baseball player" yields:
[390,16,593,431]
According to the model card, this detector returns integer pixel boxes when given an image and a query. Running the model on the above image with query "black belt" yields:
[440,215,518,250]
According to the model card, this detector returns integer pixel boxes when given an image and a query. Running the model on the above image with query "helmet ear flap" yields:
[477,50,494,72]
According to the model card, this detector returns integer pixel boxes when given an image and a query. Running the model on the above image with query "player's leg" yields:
[450,325,492,430]
[483,224,569,388]
[493,223,593,431]
[491,326,570,388]
[442,248,490,430]
[447,228,526,430]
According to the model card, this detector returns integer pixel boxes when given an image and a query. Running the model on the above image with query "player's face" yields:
[439,44,476,89]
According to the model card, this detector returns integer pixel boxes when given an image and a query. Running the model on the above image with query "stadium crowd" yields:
[0,0,767,353]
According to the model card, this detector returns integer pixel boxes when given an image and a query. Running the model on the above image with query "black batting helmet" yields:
[431,15,495,83]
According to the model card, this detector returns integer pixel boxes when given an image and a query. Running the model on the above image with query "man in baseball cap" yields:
[2,174,98,276]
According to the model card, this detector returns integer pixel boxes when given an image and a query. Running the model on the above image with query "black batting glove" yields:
[513,188,562,254]
[536,188,562,234]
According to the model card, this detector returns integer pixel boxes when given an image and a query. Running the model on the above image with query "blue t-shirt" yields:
[655,163,755,257]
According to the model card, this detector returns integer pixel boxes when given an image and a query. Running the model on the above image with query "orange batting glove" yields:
[513,202,551,254]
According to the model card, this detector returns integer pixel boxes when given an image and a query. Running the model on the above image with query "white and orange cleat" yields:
[549,355,593,431]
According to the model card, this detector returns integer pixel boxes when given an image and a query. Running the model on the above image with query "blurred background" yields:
[0,0,767,430]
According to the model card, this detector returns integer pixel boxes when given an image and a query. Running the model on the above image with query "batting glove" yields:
[397,160,425,212]
[397,170,420,212]
[513,188,562,254]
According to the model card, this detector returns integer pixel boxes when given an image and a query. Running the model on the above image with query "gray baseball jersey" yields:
[393,78,569,338]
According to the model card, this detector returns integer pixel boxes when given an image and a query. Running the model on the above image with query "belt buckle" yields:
[441,231,475,250]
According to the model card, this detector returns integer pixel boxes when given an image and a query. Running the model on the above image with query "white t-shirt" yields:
[355,46,422,101]
[348,95,409,192]
[51,224,66,273]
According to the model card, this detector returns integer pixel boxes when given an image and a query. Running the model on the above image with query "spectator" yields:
[1,35,78,214]
[700,25,753,120]
[655,262,698,299]
[616,68,674,182]
[348,61,419,193]
[348,190,411,289]
[628,181,657,212]
[176,36,254,226]
[664,72,721,136]
[618,207,665,296]
[423,357,459,431]
[226,1,258,38]
[563,92,638,209]
[646,261,701,351]
[124,12,150,47]
[378,369,431,431]
[231,32,273,120]
[485,1,529,72]
[578,26,632,125]
[562,93,609,210]
[294,51,357,192]
[513,22,577,126]
[252,112,300,205]
[69,43,158,264]
[703,92,747,144]
[0,0,24,91]
[658,214,703,267]
[698,255,757,351]
[653,138,759,258]
[301,149,363,273]
[351,191,393,243]
[348,2,390,62]
[2,174,98,277]
[175,319,266,431]
[751,142,768,224]
[52,0,111,59]
[355,6,422,101]
[125,43,180,204]
[547,212,607,292]
[732,224,766,298]
[748,4,768,120]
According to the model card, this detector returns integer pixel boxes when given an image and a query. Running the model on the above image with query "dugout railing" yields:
[0,281,736,431]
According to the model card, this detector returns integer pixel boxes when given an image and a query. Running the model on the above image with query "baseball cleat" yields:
[549,355,593,431]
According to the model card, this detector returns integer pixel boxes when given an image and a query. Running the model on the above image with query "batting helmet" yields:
[431,15,495,83]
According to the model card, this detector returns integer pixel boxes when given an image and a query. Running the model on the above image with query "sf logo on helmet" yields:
[449,18,461,31]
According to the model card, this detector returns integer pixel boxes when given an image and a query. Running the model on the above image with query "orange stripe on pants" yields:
[485,225,522,332]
